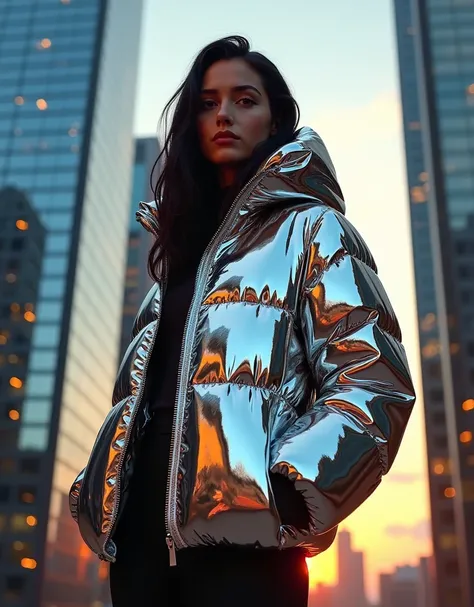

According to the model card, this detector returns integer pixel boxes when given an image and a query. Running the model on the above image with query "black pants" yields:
[110,411,309,607]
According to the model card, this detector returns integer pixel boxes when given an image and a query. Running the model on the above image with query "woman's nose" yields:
[216,103,234,126]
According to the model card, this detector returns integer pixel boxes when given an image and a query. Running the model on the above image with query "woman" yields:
[70,36,415,606]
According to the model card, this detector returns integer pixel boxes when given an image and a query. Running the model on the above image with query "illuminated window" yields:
[36,99,48,111]
[9,377,23,389]
[432,458,451,475]
[21,558,37,570]
[444,487,456,498]
[39,38,52,49]
[11,514,35,532]
[26,515,37,527]
[6,274,17,283]
[450,343,460,355]
[8,355,19,364]
[8,410,20,421]
[16,220,28,231]
[421,313,436,332]
[14,96,24,106]
[460,431,472,444]
[422,339,440,359]
[24,311,36,323]
[411,186,426,203]
[419,172,428,182]
[10,303,20,313]
[463,399,474,411]
[468,84,474,95]
[19,488,36,504]
[440,533,458,550]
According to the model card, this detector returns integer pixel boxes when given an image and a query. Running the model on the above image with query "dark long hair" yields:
[148,35,300,281]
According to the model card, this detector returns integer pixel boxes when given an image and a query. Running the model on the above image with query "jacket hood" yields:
[136,126,345,234]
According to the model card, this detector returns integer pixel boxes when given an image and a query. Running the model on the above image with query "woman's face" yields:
[197,58,274,185]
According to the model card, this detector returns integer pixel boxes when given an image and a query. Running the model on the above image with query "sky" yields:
[133,0,431,601]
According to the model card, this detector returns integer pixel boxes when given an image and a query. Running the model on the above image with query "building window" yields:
[0,486,10,503]
[20,458,40,474]
[18,487,36,504]
[439,533,458,550]
[440,509,455,526]
[445,560,459,577]
[5,575,25,597]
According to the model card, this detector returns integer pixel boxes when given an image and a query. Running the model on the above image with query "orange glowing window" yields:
[10,377,23,389]
[24,311,36,323]
[26,516,37,527]
[21,558,37,570]
[8,410,20,421]
[434,463,445,475]
[10,303,20,313]
[39,38,51,49]
[444,487,456,498]
[36,99,48,110]
[16,219,28,230]
[460,431,472,444]
[6,274,17,283]
[462,399,474,411]
[14,96,25,105]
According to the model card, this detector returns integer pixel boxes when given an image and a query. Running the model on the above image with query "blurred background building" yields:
[0,1,143,605]
[336,530,367,607]
[393,0,474,605]
[119,137,159,359]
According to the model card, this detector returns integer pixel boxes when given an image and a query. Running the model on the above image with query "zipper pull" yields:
[166,533,177,567]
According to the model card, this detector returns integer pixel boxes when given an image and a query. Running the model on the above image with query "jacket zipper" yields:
[165,169,273,566]
[101,260,169,562]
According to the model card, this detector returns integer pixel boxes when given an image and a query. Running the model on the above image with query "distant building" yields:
[336,530,367,607]
[380,566,420,607]
[418,555,436,607]
[309,582,335,607]
[119,137,160,359]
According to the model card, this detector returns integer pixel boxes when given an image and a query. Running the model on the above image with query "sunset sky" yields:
[133,0,431,601]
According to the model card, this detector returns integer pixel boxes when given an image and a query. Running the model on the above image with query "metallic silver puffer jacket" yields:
[69,127,415,565]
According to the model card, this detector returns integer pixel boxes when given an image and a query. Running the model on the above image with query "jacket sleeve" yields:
[270,208,416,534]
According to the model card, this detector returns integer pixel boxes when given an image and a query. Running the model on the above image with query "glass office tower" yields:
[393,0,474,605]
[0,1,143,605]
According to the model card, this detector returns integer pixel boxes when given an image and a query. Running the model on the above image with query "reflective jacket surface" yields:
[69,127,416,563]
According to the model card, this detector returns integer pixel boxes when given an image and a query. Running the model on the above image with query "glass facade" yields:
[0,1,143,606]
[119,137,159,359]
[394,0,474,605]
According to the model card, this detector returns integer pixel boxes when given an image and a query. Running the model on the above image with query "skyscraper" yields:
[0,1,143,606]
[119,137,159,360]
[336,530,367,607]
[380,566,420,607]
[393,1,474,605]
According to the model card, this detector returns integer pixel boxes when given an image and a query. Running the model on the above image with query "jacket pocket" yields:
[68,399,129,536]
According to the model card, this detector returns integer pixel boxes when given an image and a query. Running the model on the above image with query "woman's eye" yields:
[238,97,256,106]
[201,99,216,110]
